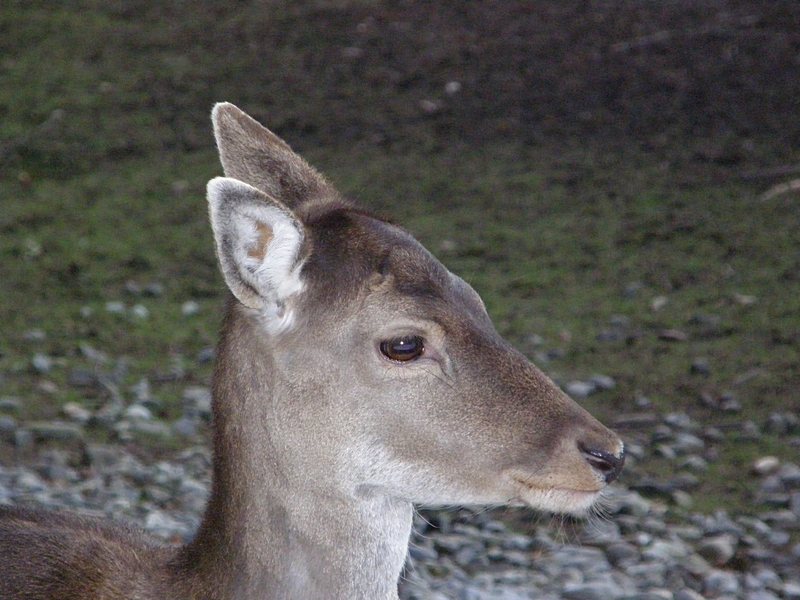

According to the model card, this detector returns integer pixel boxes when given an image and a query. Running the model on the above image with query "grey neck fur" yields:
[179,302,410,600]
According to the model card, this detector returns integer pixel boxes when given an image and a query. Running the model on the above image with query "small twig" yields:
[610,15,761,54]
[731,368,763,386]
[0,109,65,165]
[738,165,800,181]
[759,178,800,202]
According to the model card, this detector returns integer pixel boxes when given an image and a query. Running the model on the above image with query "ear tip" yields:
[207,177,254,196]
[212,102,241,120]
[211,102,254,135]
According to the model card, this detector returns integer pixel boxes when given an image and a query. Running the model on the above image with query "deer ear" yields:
[207,177,307,328]
[211,102,334,209]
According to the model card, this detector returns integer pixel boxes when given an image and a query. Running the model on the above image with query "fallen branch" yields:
[738,165,800,181]
[610,15,761,54]
[759,178,800,202]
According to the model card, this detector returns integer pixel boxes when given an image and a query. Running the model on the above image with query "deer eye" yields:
[380,336,425,362]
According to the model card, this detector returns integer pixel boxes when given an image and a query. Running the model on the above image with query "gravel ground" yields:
[1,385,799,600]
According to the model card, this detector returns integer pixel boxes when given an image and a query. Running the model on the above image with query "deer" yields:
[0,103,624,600]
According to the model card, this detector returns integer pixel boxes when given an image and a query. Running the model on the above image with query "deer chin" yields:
[509,474,603,516]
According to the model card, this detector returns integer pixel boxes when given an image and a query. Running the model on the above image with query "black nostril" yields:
[578,442,625,484]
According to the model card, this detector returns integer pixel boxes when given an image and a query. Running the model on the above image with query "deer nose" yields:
[578,442,625,484]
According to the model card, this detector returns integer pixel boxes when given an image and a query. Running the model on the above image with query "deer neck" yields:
[176,301,411,600]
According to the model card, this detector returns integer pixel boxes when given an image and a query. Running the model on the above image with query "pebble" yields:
[783,582,800,599]
[182,301,200,316]
[196,346,215,364]
[0,397,21,412]
[0,415,17,437]
[26,421,84,443]
[674,591,705,600]
[183,386,212,417]
[697,534,737,566]
[752,457,781,476]
[131,304,149,318]
[62,402,91,424]
[566,381,595,398]
[690,358,710,375]
[0,376,797,600]
[124,404,153,421]
[588,374,616,390]
[704,569,741,595]
[31,353,53,373]
[105,301,126,314]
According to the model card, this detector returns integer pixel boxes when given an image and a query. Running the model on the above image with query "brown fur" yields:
[0,103,623,600]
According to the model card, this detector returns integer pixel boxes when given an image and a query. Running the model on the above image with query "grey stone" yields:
[183,386,212,417]
[562,582,625,600]
[105,301,126,314]
[655,444,677,460]
[588,374,616,390]
[453,544,483,567]
[22,328,46,341]
[124,404,153,421]
[759,509,797,527]
[697,535,737,566]
[565,381,595,398]
[62,402,91,424]
[143,282,164,296]
[764,413,791,435]
[13,429,33,450]
[408,544,438,561]
[791,492,800,517]
[752,456,781,476]
[501,534,531,551]
[758,475,785,494]
[642,539,690,562]
[172,416,197,437]
[130,420,172,438]
[742,420,762,440]
[674,590,705,600]
[0,397,21,412]
[778,463,800,487]
[623,561,667,588]
[745,592,780,600]
[679,455,709,471]
[605,542,639,567]
[27,421,84,443]
[182,301,200,316]
[704,570,741,595]
[434,534,469,553]
[503,550,531,567]
[765,529,790,546]
[782,582,800,600]
[690,358,710,375]
[579,519,621,545]
[196,346,215,364]
[0,415,17,439]
[664,412,697,430]
[31,353,52,373]
[671,432,705,454]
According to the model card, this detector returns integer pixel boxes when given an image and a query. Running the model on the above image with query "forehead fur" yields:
[301,208,450,306]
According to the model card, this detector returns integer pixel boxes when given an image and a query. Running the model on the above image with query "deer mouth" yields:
[509,474,602,515]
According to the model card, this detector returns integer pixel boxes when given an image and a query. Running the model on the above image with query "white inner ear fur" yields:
[208,177,305,333]
[233,204,305,300]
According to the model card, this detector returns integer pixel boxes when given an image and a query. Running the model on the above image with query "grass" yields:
[1,1,799,519]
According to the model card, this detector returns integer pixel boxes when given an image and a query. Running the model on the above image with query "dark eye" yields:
[380,336,425,362]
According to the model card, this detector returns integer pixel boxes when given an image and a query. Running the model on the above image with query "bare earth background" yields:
[1,0,799,569]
